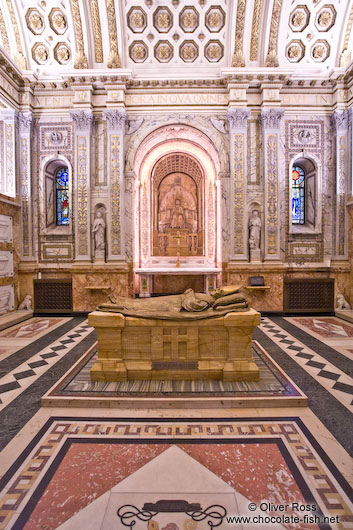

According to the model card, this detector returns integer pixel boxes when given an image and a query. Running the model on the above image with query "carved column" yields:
[227,108,250,260]
[260,108,283,261]
[103,109,127,261]
[70,110,93,262]
[331,110,349,259]
[17,112,34,260]
[0,109,17,197]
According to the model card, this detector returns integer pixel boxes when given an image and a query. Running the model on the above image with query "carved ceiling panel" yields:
[278,0,347,69]
[125,0,227,70]
[21,1,75,72]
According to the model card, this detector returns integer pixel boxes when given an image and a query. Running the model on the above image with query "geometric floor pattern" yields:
[0,417,352,529]
[0,315,352,529]
[260,318,353,412]
[0,321,93,410]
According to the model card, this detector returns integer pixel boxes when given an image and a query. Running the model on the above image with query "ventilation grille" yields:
[284,278,334,313]
[34,279,72,314]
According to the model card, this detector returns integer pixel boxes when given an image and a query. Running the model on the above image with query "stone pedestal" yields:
[88,309,260,382]
[250,249,261,263]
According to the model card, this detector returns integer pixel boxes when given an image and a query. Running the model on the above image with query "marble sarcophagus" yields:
[88,308,260,382]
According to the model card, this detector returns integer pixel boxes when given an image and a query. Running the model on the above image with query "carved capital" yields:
[227,108,250,130]
[17,112,32,133]
[70,110,93,132]
[331,110,349,133]
[260,108,284,130]
[103,109,127,131]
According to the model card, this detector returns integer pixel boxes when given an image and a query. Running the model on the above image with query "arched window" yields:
[291,165,305,225]
[56,167,69,225]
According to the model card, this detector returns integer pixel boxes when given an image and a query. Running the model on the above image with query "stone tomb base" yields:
[88,309,260,382]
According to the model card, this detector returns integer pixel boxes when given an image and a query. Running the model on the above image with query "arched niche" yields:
[132,124,222,279]
[152,152,204,257]
[39,154,73,236]
[288,152,322,234]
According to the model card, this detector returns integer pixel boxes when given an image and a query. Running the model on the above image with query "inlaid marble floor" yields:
[0,315,352,530]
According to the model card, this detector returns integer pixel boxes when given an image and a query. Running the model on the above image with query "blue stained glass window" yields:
[56,168,69,225]
[292,166,305,225]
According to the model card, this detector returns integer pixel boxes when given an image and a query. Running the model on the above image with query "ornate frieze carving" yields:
[260,108,284,130]
[103,109,127,131]
[227,109,250,130]
[70,110,94,132]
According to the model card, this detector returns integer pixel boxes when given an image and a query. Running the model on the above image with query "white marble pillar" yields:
[227,108,250,261]
[331,109,349,259]
[17,112,34,260]
[103,109,127,261]
[260,108,284,261]
[70,110,93,262]
[0,110,17,198]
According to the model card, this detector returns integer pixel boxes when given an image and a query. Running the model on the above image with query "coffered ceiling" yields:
[0,0,352,80]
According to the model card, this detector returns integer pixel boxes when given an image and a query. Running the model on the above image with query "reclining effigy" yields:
[89,286,260,382]
[97,285,249,320]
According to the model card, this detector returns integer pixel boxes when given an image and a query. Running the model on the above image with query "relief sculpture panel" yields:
[154,172,202,256]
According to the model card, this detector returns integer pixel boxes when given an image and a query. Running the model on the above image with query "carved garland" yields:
[110,135,121,255]
[70,0,88,69]
[233,134,245,254]
[250,0,262,61]
[0,7,10,55]
[77,136,89,256]
[21,137,29,256]
[5,123,14,196]
[340,2,353,66]
[266,135,278,255]
[106,0,121,68]
[265,0,283,67]
[338,136,346,255]
[5,0,26,68]
[232,0,246,67]
[89,0,103,63]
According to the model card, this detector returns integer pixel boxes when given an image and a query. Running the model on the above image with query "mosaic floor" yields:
[0,315,352,529]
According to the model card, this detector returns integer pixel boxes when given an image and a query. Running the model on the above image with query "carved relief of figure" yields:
[171,199,186,228]
[92,211,105,251]
[158,175,198,233]
[248,209,261,250]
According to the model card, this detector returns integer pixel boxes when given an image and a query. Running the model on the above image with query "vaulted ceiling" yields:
[0,0,352,80]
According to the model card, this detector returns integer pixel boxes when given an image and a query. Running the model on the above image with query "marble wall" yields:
[0,195,21,310]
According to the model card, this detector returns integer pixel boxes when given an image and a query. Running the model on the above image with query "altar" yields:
[88,308,260,382]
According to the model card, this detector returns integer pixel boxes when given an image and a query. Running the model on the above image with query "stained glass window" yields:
[292,166,305,224]
[56,168,69,225]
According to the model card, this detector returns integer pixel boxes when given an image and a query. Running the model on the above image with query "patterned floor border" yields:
[260,318,353,412]
[41,341,307,409]
[0,417,352,529]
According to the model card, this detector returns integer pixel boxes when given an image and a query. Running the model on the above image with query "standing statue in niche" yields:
[249,209,262,262]
[92,210,105,260]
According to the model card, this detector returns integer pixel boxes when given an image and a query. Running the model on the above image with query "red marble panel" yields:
[24,442,317,530]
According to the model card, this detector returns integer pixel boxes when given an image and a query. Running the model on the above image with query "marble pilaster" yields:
[17,112,33,261]
[0,110,17,198]
[227,108,250,261]
[331,109,349,259]
[103,109,127,262]
[260,108,284,261]
[70,110,93,262]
